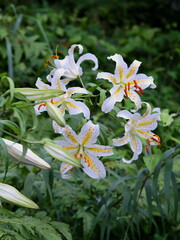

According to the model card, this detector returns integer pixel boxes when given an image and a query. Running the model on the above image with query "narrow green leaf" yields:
[5,38,13,79]
[133,168,148,205]
[145,180,152,224]
[0,120,21,135]
[171,172,178,221]
[36,19,52,53]
[164,157,173,214]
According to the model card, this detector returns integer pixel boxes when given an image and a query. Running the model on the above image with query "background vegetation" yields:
[0,0,179,239]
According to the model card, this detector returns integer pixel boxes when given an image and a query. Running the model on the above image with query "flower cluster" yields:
[18,43,161,179]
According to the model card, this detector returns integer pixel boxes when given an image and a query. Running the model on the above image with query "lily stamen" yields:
[134,89,143,96]
[151,135,161,145]
[128,82,131,91]
[145,144,150,154]
[133,80,138,88]
[136,85,144,93]
[44,64,49,68]
[124,84,129,98]
[38,103,46,110]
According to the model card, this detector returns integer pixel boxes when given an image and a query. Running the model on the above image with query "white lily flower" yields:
[34,77,90,119]
[0,183,39,208]
[54,120,113,179]
[97,54,156,113]
[112,103,161,163]
[2,138,51,169]
[48,44,98,85]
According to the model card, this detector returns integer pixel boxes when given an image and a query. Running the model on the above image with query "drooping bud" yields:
[14,88,64,101]
[42,139,81,167]
[46,102,66,127]
[2,138,51,170]
[0,183,39,209]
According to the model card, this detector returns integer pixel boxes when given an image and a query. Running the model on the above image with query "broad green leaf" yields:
[160,109,177,127]
[143,149,163,172]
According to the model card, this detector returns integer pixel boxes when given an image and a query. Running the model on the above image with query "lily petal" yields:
[97,72,117,85]
[77,53,98,71]
[101,85,124,113]
[82,154,106,179]
[61,125,79,145]
[133,74,156,89]
[107,54,128,82]
[55,140,78,154]
[53,120,63,134]
[136,129,155,139]
[128,90,142,111]
[129,134,142,155]
[68,44,83,56]
[122,151,139,164]
[35,78,51,90]
[126,60,141,80]
[137,114,159,130]
[65,99,90,119]
[101,96,117,113]
[113,133,130,146]
[117,110,134,119]
[60,163,74,179]
[79,120,99,145]
[66,87,89,97]
[86,144,113,156]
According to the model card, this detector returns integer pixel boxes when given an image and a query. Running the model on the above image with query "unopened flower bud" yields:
[14,88,64,101]
[43,139,81,167]
[0,183,39,209]
[46,102,66,127]
[3,138,51,170]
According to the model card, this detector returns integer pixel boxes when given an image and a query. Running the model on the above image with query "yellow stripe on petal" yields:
[84,155,101,176]
[86,145,113,156]
[126,66,136,79]
[118,65,124,81]
[136,129,154,138]
[82,127,94,145]
[139,103,151,120]
[126,60,141,79]
[66,101,80,109]
[106,75,117,84]
[64,128,79,144]
[87,147,111,153]
[131,134,137,152]
[128,91,141,109]
[64,146,78,151]
[113,134,129,146]
[67,89,77,95]
[61,163,70,173]
[137,118,156,127]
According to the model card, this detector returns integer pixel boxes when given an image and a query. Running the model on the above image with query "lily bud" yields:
[0,183,39,209]
[2,138,51,170]
[46,102,66,127]
[43,139,81,167]
[14,88,64,101]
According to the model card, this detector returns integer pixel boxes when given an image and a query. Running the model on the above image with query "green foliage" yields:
[0,210,72,240]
